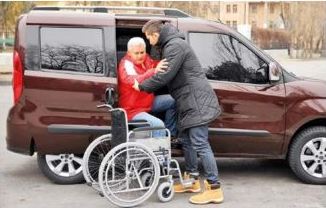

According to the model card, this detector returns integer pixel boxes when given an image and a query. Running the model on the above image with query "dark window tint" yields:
[189,33,268,84]
[40,27,104,74]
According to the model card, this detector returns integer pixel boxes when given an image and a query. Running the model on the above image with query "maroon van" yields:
[6,6,326,185]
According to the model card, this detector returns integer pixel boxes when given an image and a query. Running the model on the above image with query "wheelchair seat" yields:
[110,108,170,150]
[129,137,170,150]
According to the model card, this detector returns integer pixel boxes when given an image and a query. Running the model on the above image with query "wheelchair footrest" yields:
[182,178,195,188]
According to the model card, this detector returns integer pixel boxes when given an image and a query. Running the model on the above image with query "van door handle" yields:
[105,87,115,106]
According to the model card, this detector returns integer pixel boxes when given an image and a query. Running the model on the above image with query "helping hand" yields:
[155,58,168,73]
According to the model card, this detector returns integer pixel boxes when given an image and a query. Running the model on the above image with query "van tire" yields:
[288,126,326,184]
[37,153,84,184]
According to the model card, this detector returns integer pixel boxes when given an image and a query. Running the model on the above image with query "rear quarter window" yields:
[40,27,105,75]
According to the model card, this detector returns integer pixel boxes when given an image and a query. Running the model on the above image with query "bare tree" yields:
[41,45,104,73]
[282,2,326,59]
[0,2,33,49]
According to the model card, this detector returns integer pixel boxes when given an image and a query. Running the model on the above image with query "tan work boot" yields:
[174,172,201,193]
[189,180,224,204]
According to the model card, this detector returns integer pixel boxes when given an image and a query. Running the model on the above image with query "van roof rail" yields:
[31,6,191,18]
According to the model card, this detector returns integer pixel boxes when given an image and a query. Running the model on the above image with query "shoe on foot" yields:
[189,180,224,204]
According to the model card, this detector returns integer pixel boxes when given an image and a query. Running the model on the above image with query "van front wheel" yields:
[37,153,84,184]
[288,126,326,184]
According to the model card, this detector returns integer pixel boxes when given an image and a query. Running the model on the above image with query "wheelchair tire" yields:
[82,134,111,191]
[157,181,174,203]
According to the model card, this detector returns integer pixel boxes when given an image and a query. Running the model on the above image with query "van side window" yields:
[40,27,105,75]
[189,33,268,84]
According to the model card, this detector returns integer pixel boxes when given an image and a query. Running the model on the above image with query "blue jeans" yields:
[132,95,177,138]
[181,125,219,184]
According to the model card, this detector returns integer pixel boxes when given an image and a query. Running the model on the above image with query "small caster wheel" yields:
[157,182,174,202]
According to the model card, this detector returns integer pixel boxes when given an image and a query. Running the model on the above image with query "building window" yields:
[233,5,238,13]
[270,4,275,14]
[226,21,231,26]
[251,5,257,13]
[227,5,231,13]
[232,21,237,29]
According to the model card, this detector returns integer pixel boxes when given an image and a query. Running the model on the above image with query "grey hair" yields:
[127,37,146,51]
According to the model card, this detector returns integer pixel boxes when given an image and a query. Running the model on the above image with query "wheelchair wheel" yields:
[99,142,160,207]
[157,181,174,203]
[82,134,111,191]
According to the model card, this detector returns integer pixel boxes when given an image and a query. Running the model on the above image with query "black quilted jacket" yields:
[139,24,221,131]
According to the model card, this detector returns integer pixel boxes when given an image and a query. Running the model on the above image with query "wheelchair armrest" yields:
[129,119,148,123]
[128,120,150,128]
[131,126,167,132]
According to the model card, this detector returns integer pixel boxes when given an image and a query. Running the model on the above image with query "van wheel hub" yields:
[45,154,83,177]
[300,137,326,178]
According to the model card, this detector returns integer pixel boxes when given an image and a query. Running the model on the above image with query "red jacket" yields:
[118,54,158,120]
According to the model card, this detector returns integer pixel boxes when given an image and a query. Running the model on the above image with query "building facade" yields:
[218,1,287,29]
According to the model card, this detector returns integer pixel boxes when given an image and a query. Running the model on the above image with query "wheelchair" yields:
[83,103,189,207]
[82,115,149,192]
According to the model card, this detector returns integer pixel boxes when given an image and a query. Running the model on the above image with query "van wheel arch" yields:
[287,118,326,158]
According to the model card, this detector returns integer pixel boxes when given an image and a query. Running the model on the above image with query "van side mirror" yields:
[269,62,281,82]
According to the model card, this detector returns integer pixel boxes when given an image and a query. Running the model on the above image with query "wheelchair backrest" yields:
[111,108,128,148]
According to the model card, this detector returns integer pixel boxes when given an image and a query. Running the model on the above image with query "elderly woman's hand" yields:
[133,79,140,91]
